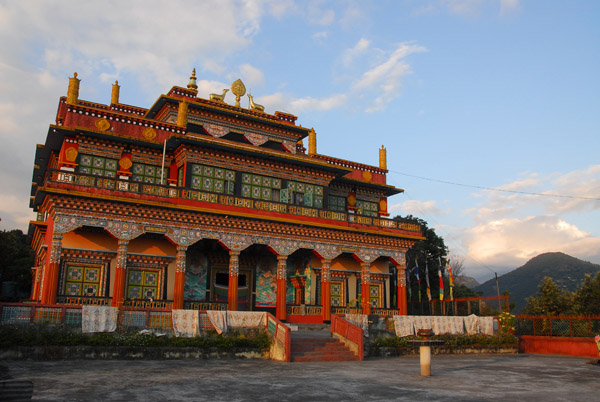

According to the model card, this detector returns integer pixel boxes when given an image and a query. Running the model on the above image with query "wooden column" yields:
[227,251,240,311]
[41,234,62,305]
[173,245,187,310]
[320,259,332,322]
[111,240,129,307]
[276,255,288,321]
[361,262,371,315]
[397,263,408,315]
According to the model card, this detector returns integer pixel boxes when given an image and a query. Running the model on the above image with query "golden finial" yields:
[308,128,317,155]
[379,145,387,170]
[111,80,120,104]
[67,72,80,105]
[187,68,198,94]
[231,79,246,107]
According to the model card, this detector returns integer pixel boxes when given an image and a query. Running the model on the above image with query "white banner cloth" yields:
[82,306,118,333]
[172,309,199,338]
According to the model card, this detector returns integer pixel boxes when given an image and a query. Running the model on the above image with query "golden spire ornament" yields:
[231,79,246,107]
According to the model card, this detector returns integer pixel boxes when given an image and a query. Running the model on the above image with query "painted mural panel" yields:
[185,253,208,300]
[255,262,276,307]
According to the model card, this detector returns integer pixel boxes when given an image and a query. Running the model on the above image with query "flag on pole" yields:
[424,260,432,301]
[447,259,455,301]
[438,257,444,301]
[414,259,422,302]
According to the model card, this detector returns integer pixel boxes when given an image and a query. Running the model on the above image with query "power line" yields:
[389,170,600,201]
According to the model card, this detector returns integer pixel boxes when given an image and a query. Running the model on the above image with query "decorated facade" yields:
[28,70,423,322]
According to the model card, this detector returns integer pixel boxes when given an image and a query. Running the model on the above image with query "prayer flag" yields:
[447,259,455,301]
[438,257,444,301]
[424,260,432,301]
[414,259,422,302]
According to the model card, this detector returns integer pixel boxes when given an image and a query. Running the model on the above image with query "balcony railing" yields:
[45,169,422,234]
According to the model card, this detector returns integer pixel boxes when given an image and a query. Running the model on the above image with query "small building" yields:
[28,71,423,322]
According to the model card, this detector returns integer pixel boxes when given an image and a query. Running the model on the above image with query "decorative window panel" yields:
[64,264,103,297]
[126,268,161,300]
[328,195,346,212]
[287,181,323,207]
[191,163,235,195]
[357,200,378,217]
[77,154,117,178]
[131,162,168,184]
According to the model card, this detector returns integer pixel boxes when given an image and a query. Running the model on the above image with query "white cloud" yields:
[238,63,266,89]
[500,0,520,16]
[342,38,370,67]
[352,42,427,112]
[390,200,446,217]
[463,215,600,269]
[443,0,484,16]
[289,93,348,113]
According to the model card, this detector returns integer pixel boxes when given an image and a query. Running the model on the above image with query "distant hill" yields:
[454,276,480,289]
[474,252,600,314]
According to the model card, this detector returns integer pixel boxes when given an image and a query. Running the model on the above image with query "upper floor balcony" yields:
[39,168,422,238]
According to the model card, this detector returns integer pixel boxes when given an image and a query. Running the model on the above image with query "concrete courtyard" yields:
[1,354,598,401]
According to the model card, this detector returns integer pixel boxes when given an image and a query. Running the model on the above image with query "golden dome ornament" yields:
[231,79,246,107]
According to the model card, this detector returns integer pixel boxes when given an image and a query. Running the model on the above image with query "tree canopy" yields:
[394,215,447,302]
[0,229,35,298]
[522,273,600,315]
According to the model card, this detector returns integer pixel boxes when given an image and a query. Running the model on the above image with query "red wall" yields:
[519,336,599,358]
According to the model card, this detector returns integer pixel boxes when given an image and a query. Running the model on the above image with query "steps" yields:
[291,324,359,362]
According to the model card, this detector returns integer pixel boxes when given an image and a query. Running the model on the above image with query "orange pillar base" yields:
[398,285,407,315]
[361,282,370,315]
[228,275,238,311]
[276,278,287,321]
[41,262,59,305]
[321,281,331,321]
[112,268,126,307]
[173,271,185,310]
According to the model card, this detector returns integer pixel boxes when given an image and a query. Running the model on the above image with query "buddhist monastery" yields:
[27,70,424,323]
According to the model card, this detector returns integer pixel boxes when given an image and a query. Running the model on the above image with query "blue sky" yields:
[1,0,598,281]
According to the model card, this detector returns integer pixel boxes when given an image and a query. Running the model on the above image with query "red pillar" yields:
[111,240,128,308]
[173,245,187,310]
[227,251,240,311]
[321,259,332,321]
[41,234,62,305]
[276,255,288,321]
[397,263,407,315]
[361,262,371,315]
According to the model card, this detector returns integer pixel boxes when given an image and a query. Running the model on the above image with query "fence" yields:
[331,314,364,360]
[516,315,600,337]
[408,295,510,316]
[266,313,291,362]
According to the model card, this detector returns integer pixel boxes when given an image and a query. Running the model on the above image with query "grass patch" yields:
[0,325,271,350]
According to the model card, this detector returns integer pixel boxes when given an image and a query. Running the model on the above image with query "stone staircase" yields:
[290,323,359,362]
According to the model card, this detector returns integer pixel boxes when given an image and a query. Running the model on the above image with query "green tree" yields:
[394,215,447,301]
[522,276,572,315]
[572,273,600,315]
[0,229,35,298]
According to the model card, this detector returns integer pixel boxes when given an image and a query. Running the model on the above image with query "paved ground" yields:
[1,354,599,401]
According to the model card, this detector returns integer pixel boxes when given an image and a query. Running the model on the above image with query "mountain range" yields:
[473,252,600,314]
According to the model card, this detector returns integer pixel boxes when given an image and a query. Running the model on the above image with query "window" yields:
[286,181,323,207]
[357,200,378,217]
[126,268,160,299]
[191,164,235,194]
[132,163,169,184]
[64,264,102,297]
[241,173,281,201]
[328,195,346,212]
[78,154,117,178]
